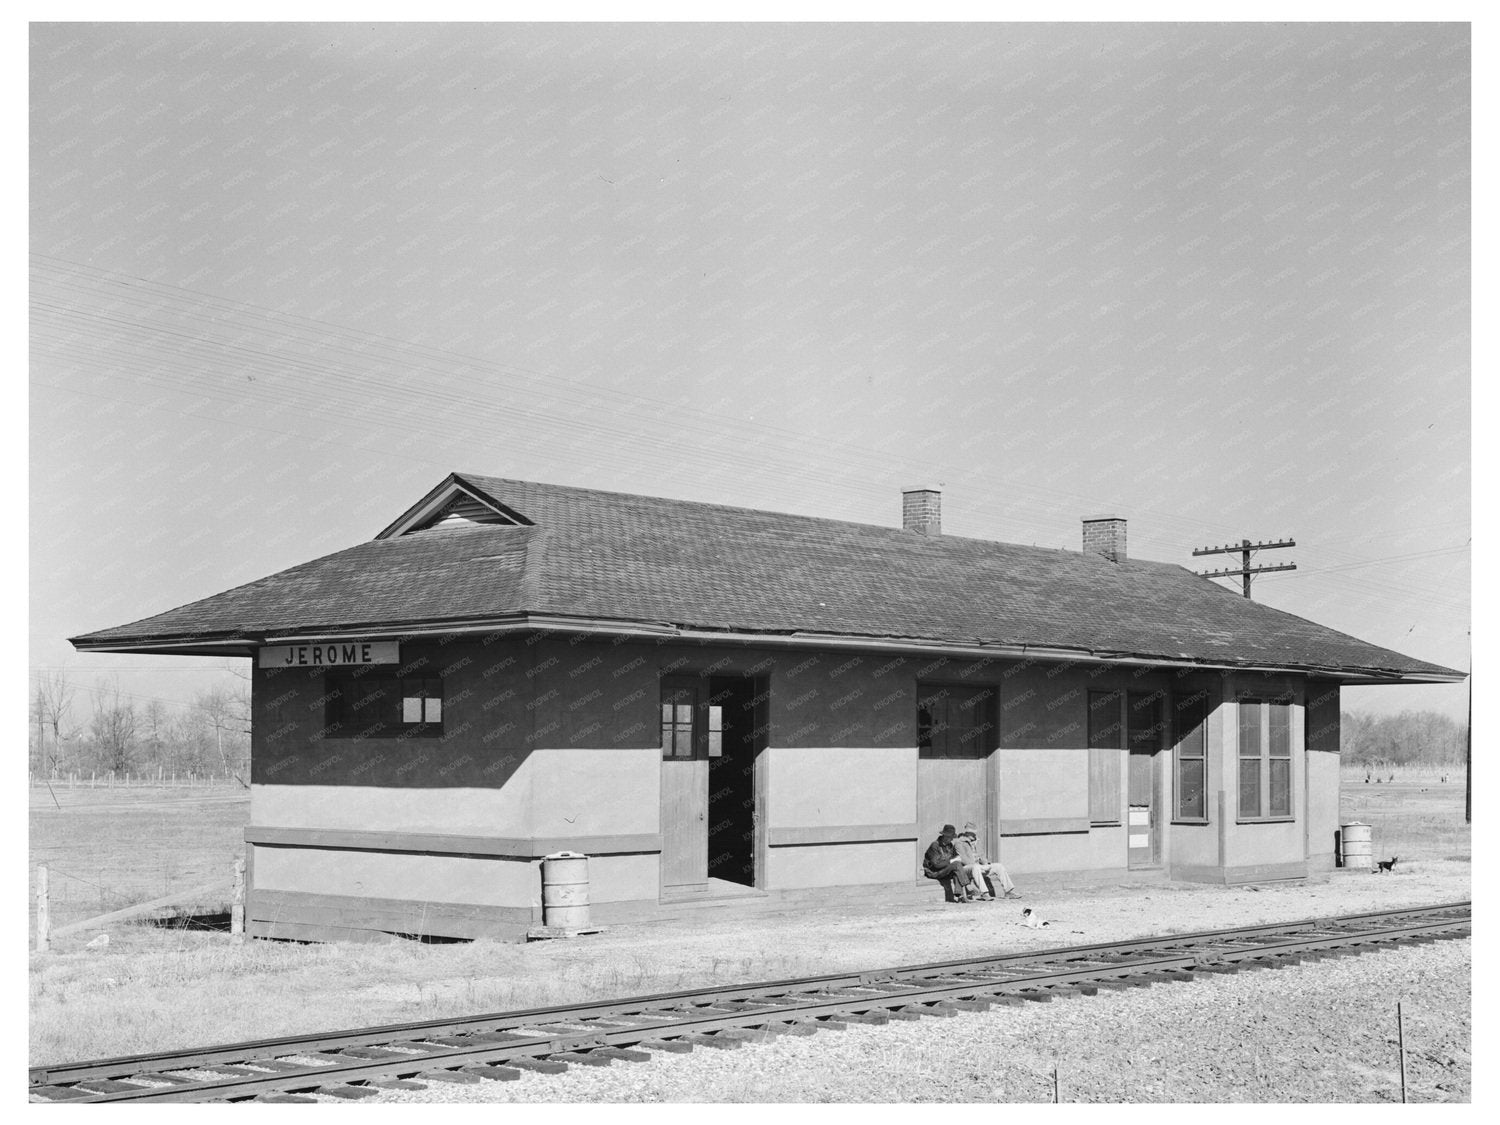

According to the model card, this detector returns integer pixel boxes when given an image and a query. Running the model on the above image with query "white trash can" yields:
[540,851,590,929]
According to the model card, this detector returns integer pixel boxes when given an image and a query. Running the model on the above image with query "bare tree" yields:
[89,678,137,775]
[36,670,77,776]
[142,698,170,775]
[31,680,45,776]
[195,686,250,782]
[169,707,213,775]
[1341,709,1465,768]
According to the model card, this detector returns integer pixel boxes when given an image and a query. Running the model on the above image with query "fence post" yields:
[1398,1001,1408,1103]
[36,866,49,953]
[232,857,246,940]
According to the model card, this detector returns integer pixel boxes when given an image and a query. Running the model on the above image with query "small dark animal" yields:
[1375,856,1399,874]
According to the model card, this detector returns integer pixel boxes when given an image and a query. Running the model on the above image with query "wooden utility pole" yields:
[1192,538,1297,598]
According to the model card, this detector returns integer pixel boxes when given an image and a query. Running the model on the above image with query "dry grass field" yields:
[28,783,249,933]
[1337,765,1470,863]
[28,764,1470,1095]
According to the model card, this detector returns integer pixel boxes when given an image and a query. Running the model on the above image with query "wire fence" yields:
[32,860,242,951]
[29,770,246,789]
[30,774,251,946]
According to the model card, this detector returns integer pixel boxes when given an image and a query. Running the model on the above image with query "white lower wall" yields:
[993,831,1100,873]
[1307,750,1341,870]
[254,846,532,906]
[766,840,914,889]
[997,746,1089,820]
[251,747,661,838]
[766,746,917,827]
[251,784,525,836]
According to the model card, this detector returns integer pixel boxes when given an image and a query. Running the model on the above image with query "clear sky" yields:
[28,21,1471,727]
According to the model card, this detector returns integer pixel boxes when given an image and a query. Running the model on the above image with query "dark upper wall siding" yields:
[252,635,921,787]
[1306,679,1341,753]
[253,634,1293,788]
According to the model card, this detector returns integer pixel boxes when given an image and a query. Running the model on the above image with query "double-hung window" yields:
[1238,696,1293,819]
[1174,691,1209,821]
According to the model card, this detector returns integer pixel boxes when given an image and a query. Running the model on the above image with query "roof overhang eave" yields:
[69,614,1466,684]
[69,636,261,657]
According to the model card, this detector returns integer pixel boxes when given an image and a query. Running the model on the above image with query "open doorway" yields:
[707,675,761,887]
[659,672,767,897]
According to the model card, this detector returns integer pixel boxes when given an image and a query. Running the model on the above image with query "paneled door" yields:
[1127,691,1165,868]
[660,676,709,891]
[915,683,995,876]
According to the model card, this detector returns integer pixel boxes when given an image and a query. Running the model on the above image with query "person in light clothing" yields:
[954,822,1019,900]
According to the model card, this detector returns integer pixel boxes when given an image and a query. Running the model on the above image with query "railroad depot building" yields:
[70,474,1463,942]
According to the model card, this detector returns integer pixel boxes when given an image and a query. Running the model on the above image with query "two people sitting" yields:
[923,821,1020,902]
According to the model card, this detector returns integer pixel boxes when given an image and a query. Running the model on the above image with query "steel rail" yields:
[29,901,1470,1103]
[30,897,1468,1086]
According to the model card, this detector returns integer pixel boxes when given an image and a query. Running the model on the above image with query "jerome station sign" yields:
[258,642,400,669]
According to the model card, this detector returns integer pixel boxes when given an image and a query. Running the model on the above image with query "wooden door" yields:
[660,677,709,890]
[915,684,995,877]
[1127,691,1164,868]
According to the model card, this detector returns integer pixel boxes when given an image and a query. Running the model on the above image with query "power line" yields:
[31,253,1470,607]
[1192,538,1298,599]
[32,252,1397,554]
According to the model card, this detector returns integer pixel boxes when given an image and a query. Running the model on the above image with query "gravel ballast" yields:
[359,901,1469,1103]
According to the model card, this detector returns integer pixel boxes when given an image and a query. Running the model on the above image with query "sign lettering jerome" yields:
[257,642,400,669]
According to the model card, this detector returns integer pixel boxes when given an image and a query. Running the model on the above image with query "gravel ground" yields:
[437,859,1473,1005]
[334,863,1471,1105]
[361,936,1469,1104]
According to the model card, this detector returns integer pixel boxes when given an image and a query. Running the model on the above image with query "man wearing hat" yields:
[922,823,980,902]
[954,821,1019,900]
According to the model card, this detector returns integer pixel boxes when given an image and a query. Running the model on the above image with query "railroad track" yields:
[31,900,1471,1103]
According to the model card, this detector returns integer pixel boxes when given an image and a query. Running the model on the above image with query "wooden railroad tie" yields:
[320,1084,381,1098]
[27,903,1470,1105]
[418,1069,482,1084]
[459,1065,522,1082]
[506,1057,568,1074]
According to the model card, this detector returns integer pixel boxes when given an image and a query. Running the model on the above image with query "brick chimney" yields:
[1082,516,1127,562]
[902,486,942,536]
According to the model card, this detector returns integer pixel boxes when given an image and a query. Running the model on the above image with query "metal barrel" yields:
[1340,822,1373,869]
[540,851,590,928]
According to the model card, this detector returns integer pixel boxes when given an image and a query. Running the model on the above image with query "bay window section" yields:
[1238,696,1294,820]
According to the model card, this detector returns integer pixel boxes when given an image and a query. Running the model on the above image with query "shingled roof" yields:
[69,473,1463,683]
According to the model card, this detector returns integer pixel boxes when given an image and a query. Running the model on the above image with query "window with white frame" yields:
[1238,696,1292,819]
